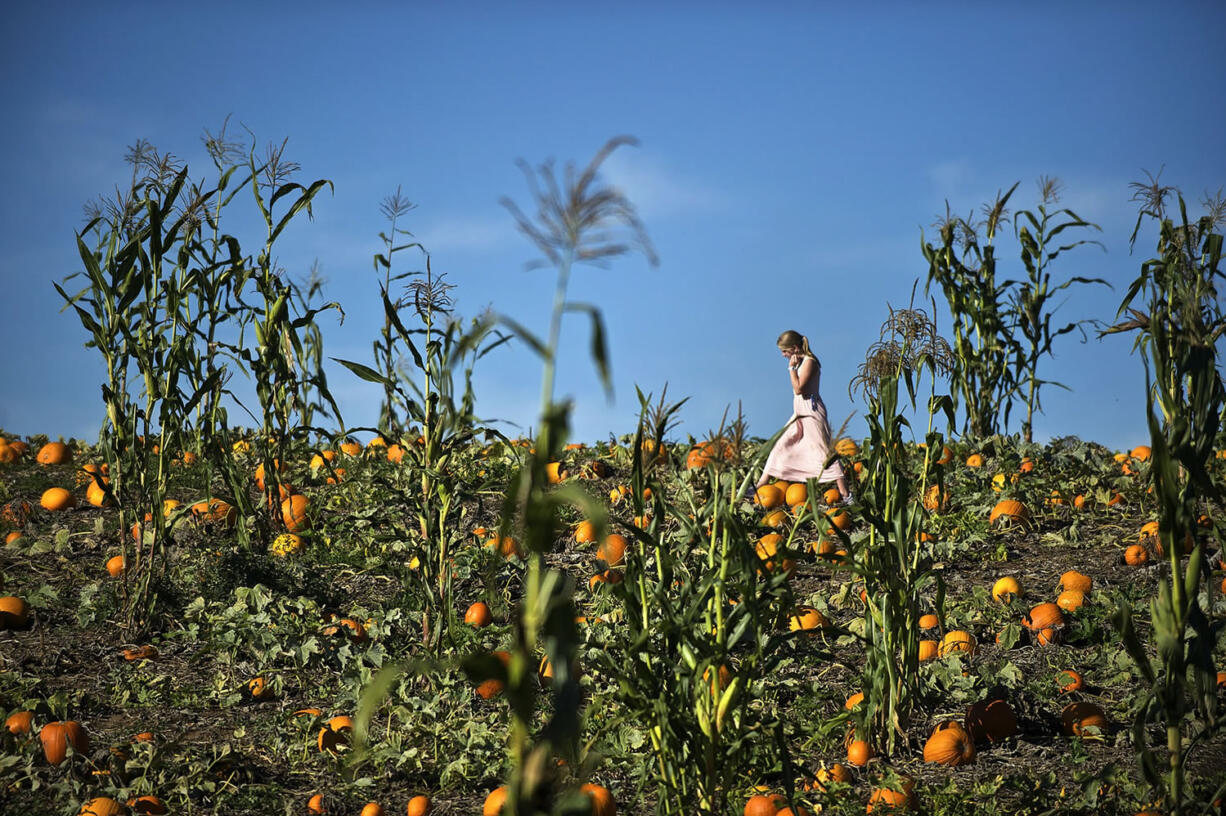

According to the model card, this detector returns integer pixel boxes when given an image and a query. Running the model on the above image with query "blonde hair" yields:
[777,330,817,361]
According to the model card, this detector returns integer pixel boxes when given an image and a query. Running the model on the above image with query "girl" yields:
[755,330,853,504]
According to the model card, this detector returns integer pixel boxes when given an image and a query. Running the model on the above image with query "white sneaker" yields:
[839,493,856,507]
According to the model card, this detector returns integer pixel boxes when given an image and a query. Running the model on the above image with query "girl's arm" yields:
[790,355,817,394]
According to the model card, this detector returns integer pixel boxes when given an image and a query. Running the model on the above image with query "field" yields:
[2,135,1224,816]
[2,430,1224,815]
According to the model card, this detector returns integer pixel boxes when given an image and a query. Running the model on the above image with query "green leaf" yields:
[333,358,393,385]
[564,301,613,401]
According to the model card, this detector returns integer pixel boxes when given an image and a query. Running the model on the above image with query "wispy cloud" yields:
[925,158,976,198]
[415,214,516,253]
[601,151,730,219]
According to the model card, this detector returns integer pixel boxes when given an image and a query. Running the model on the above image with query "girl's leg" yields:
[837,474,854,503]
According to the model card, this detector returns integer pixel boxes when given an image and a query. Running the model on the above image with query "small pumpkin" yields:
[485,535,521,558]
[36,442,72,465]
[78,798,124,816]
[1023,602,1065,631]
[322,617,367,644]
[85,478,113,507]
[939,630,976,657]
[270,533,303,557]
[845,738,872,766]
[597,534,627,567]
[991,576,1021,602]
[964,699,1017,744]
[806,762,852,793]
[127,795,168,814]
[834,437,859,457]
[1057,669,1084,693]
[190,498,237,528]
[247,676,272,700]
[989,499,1030,526]
[1059,570,1092,593]
[1061,701,1108,737]
[754,484,785,509]
[5,710,34,735]
[784,482,809,507]
[122,645,158,661]
[923,720,975,766]
[1124,544,1150,566]
[788,606,831,632]
[573,520,597,544]
[1056,589,1086,612]
[281,493,310,532]
[0,596,30,628]
[922,484,947,511]
[580,783,616,816]
[483,786,508,816]
[464,602,493,627]
[41,720,89,764]
[40,487,76,512]
[317,715,353,753]
[866,787,911,813]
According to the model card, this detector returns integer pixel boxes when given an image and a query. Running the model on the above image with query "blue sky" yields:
[2,2,1224,452]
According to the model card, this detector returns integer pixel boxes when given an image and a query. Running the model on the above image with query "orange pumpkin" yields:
[317,715,353,753]
[866,787,911,813]
[989,499,1030,525]
[0,596,30,628]
[754,484,785,509]
[1023,602,1065,631]
[5,710,33,735]
[788,606,830,632]
[1061,702,1108,737]
[923,720,976,766]
[41,720,89,764]
[483,786,508,816]
[281,493,310,532]
[580,783,616,816]
[464,602,493,627]
[1059,570,1092,593]
[965,699,1017,744]
[40,487,76,512]
[1057,589,1086,612]
[1057,670,1084,693]
[939,630,976,657]
[597,534,627,567]
[126,795,168,814]
[36,442,72,465]
[79,798,124,816]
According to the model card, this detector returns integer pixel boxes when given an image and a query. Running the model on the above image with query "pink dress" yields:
[761,360,845,483]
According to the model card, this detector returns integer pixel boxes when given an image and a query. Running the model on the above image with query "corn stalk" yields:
[849,328,953,755]
[59,147,222,629]
[489,136,656,814]
[1106,187,1224,814]
[596,392,798,814]
[1010,176,1107,443]
[924,185,1021,439]
[337,231,509,655]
